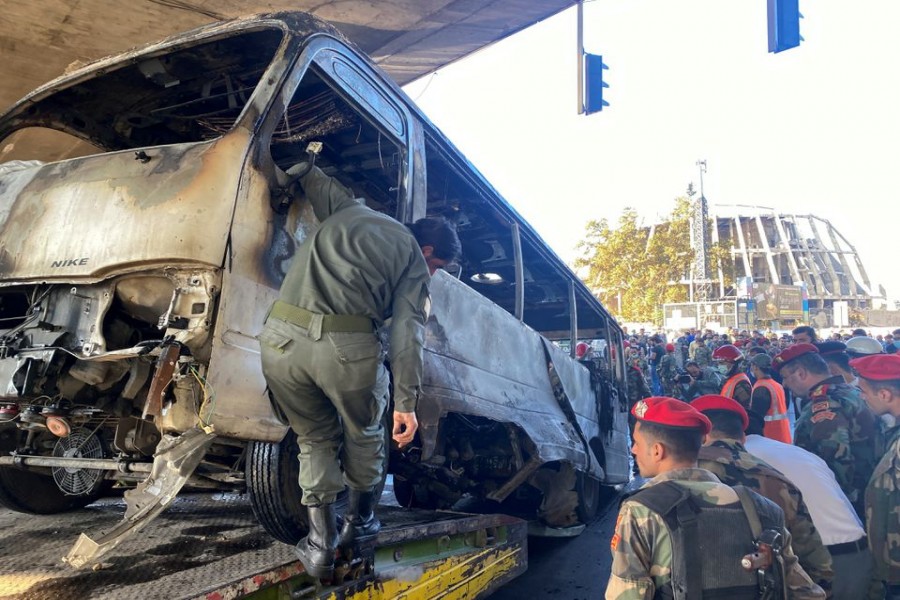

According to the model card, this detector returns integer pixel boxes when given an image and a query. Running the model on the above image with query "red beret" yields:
[691,395,749,431]
[772,343,819,373]
[665,343,675,352]
[849,354,900,381]
[632,397,712,434]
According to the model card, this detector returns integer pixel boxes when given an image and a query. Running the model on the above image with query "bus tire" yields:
[575,470,601,523]
[246,430,310,545]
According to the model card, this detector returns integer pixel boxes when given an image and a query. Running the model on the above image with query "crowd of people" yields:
[609,325,900,600]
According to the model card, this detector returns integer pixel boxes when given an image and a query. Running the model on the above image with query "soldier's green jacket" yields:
[693,344,712,367]
[794,376,878,518]
[658,354,677,393]
[277,166,430,412]
[684,367,723,400]
[866,423,900,587]
[606,467,825,600]
[627,364,651,406]
[699,439,834,594]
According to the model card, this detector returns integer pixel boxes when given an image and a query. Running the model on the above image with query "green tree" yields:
[575,197,730,323]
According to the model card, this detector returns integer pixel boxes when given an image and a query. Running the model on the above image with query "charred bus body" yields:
[0,12,629,553]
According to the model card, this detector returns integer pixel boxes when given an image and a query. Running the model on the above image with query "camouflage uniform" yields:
[607,467,825,600]
[693,344,712,368]
[658,352,677,397]
[866,424,900,597]
[699,440,834,594]
[684,367,723,401]
[794,375,879,520]
[627,363,651,407]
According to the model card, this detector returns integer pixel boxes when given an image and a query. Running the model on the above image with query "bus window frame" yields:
[257,35,421,223]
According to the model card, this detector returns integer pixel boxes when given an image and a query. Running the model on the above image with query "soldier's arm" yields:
[808,409,856,500]
[297,165,357,220]
[606,502,658,600]
[779,527,826,599]
[868,449,900,586]
[749,385,772,418]
[733,380,753,407]
[386,250,431,414]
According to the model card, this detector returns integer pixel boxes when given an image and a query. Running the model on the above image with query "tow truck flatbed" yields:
[0,493,526,599]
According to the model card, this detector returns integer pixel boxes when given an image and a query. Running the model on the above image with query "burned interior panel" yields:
[0,27,286,161]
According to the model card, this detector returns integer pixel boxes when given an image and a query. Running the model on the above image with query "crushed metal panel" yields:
[419,271,594,474]
[0,135,249,282]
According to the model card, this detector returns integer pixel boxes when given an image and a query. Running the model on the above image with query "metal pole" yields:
[0,455,153,472]
[576,0,584,114]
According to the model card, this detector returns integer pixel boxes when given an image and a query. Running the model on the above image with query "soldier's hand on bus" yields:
[392,411,418,447]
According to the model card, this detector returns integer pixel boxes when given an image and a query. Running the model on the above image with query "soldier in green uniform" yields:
[693,395,834,596]
[607,396,825,600]
[850,354,900,600]
[682,360,724,401]
[773,344,879,521]
[693,339,713,368]
[260,164,461,578]
[658,343,678,397]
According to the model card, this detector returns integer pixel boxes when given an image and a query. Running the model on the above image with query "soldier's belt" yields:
[270,300,374,333]
[826,535,867,556]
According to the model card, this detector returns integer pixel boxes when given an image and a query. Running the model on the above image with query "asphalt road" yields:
[490,479,643,600]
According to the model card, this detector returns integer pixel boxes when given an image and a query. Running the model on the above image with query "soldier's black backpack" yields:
[628,481,787,600]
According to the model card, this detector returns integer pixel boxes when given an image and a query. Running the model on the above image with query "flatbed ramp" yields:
[0,494,526,600]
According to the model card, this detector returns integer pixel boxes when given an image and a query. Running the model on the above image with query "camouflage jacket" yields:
[627,364,651,406]
[658,354,677,382]
[693,344,712,367]
[866,424,900,586]
[794,376,879,519]
[684,368,723,401]
[699,440,833,594]
[606,467,825,600]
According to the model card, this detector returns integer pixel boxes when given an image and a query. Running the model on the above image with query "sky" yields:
[402,0,900,302]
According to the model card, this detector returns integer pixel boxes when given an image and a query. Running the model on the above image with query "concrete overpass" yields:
[0,0,576,114]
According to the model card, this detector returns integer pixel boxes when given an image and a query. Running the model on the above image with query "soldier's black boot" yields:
[295,504,338,579]
[338,489,381,552]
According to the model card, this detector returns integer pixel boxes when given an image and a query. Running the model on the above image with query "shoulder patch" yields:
[810,410,836,424]
[610,532,621,550]
[810,384,829,399]
[811,401,830,413]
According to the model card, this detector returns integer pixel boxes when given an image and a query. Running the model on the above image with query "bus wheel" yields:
[246,430,310,545]
[575,471,601,523]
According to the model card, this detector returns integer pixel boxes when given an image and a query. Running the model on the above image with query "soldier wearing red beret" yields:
[693,395,835,596]
[773,344,878,521]
[607,397,824,599]
[849,354,900,599]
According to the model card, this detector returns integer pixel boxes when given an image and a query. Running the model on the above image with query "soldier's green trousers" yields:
[260,315,389,506]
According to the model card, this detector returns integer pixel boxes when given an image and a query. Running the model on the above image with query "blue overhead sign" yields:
[767,0,803,53]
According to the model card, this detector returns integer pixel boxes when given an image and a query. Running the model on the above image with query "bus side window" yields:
[268,65,404,218]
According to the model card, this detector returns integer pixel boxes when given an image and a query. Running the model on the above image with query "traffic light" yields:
[584,53,609,114]
[767,0,803,53]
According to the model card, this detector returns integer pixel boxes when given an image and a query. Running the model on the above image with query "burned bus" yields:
[0,12,630,563]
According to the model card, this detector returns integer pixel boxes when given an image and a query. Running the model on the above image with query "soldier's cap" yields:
[665,343,675,352]
[815,340,847,356]
[849,354,900,381]
[631,397,711,434]
[690,395,749,431]
[685,360,699,368]
[749,353,773,370]
[772,343,819,373]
